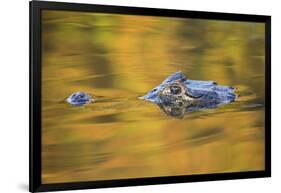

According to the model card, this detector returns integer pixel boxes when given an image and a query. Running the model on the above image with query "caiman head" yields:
[139,71,201,106]
[139,71,237,118]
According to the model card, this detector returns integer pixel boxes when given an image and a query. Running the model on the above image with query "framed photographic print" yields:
[30,1,271,192]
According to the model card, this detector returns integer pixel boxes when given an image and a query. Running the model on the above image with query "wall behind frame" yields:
[0,0,278,193]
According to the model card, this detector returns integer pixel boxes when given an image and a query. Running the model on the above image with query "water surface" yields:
[41,10,265,183]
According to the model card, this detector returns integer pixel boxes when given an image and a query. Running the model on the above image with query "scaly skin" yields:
[66,91,92,106]
[139,71,237,116]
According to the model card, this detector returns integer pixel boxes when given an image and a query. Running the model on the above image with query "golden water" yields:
[41,10,265,183]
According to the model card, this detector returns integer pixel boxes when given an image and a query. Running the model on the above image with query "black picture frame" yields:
[30,1,271,192]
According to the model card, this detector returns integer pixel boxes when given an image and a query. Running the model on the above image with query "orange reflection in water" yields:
[41,10,265,183]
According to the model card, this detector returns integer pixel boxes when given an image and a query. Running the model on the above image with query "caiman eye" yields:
[170,85,182,95]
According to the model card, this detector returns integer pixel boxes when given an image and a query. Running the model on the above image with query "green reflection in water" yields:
[41,10,265,183]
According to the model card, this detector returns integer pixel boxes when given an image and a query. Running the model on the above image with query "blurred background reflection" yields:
[41,10,265,183]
